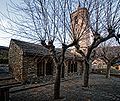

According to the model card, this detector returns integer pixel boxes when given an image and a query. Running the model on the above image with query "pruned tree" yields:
[0,0,84,99]
[95,40,120,78]
[72,0,120,87]
[0,0,120,98]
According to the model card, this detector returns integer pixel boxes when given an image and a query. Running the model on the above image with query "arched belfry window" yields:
[74,16,78,24]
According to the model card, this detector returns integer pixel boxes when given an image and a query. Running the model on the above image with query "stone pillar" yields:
[64,61,68,78]
[77,62,81,76]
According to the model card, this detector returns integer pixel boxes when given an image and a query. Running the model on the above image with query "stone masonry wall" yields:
[9,40,23,81]
[23,56,37,83]
[23,56,56,84]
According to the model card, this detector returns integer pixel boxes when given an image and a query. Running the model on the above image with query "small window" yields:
[74,16,78,24]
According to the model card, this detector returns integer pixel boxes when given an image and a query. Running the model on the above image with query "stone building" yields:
[92,46,120,71]
[9,39,83,83]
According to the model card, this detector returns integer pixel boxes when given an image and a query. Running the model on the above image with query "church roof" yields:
[10,39,82,60]
[11,39,49,56]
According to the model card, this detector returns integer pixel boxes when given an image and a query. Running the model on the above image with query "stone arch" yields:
[46,58,54,75]
[37,57,54,76]
[37,57,45,76]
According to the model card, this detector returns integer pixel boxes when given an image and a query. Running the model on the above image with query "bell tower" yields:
[70,5,93,53]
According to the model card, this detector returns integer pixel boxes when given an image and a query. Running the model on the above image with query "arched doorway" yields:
[46,59,53,75]
[37,59,45,76]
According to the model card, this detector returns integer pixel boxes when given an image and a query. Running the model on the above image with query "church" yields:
[9,6,92,83]
[9,39,83,83]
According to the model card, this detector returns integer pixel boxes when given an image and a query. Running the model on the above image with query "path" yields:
[10,74,120,101]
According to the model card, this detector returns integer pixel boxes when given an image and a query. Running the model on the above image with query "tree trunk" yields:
[53,46,66,99]
[83,60,90,87]
[106,63,111,78]
[61,64,64,78]
[54,64,61,99]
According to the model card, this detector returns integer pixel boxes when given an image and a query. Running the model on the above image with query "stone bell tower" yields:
[70,5,93,54]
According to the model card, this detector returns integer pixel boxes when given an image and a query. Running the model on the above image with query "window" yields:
[68,61,77,73]
[74,16,78,24]
[37,58,54,76]
[37,60,45,76]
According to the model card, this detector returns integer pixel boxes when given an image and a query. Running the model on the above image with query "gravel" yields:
[10,74,120,101]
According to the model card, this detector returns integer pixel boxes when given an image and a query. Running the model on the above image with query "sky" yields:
[0,0,20,47]
[0,0,119,47]
[0,0,9,47]
[0,0,72,48]
[0,0,63,47]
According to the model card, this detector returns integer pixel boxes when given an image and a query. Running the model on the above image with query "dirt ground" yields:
[10,74,120,101]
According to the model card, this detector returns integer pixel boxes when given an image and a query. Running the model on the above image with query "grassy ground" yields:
[10,74,120,101]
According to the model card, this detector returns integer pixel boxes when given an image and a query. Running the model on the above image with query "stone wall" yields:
[9,40,23,81]
[23,56,37,83]
[22,56,83,84]
[22,56,56,84]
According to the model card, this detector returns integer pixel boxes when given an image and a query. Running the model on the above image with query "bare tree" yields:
[0,0,120,98]
[73,0,120,87]
[95,39,120,78]
[0,0,81,99]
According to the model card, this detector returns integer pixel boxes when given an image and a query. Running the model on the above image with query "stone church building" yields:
[9,39,83,83]
[8,6,93,83]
